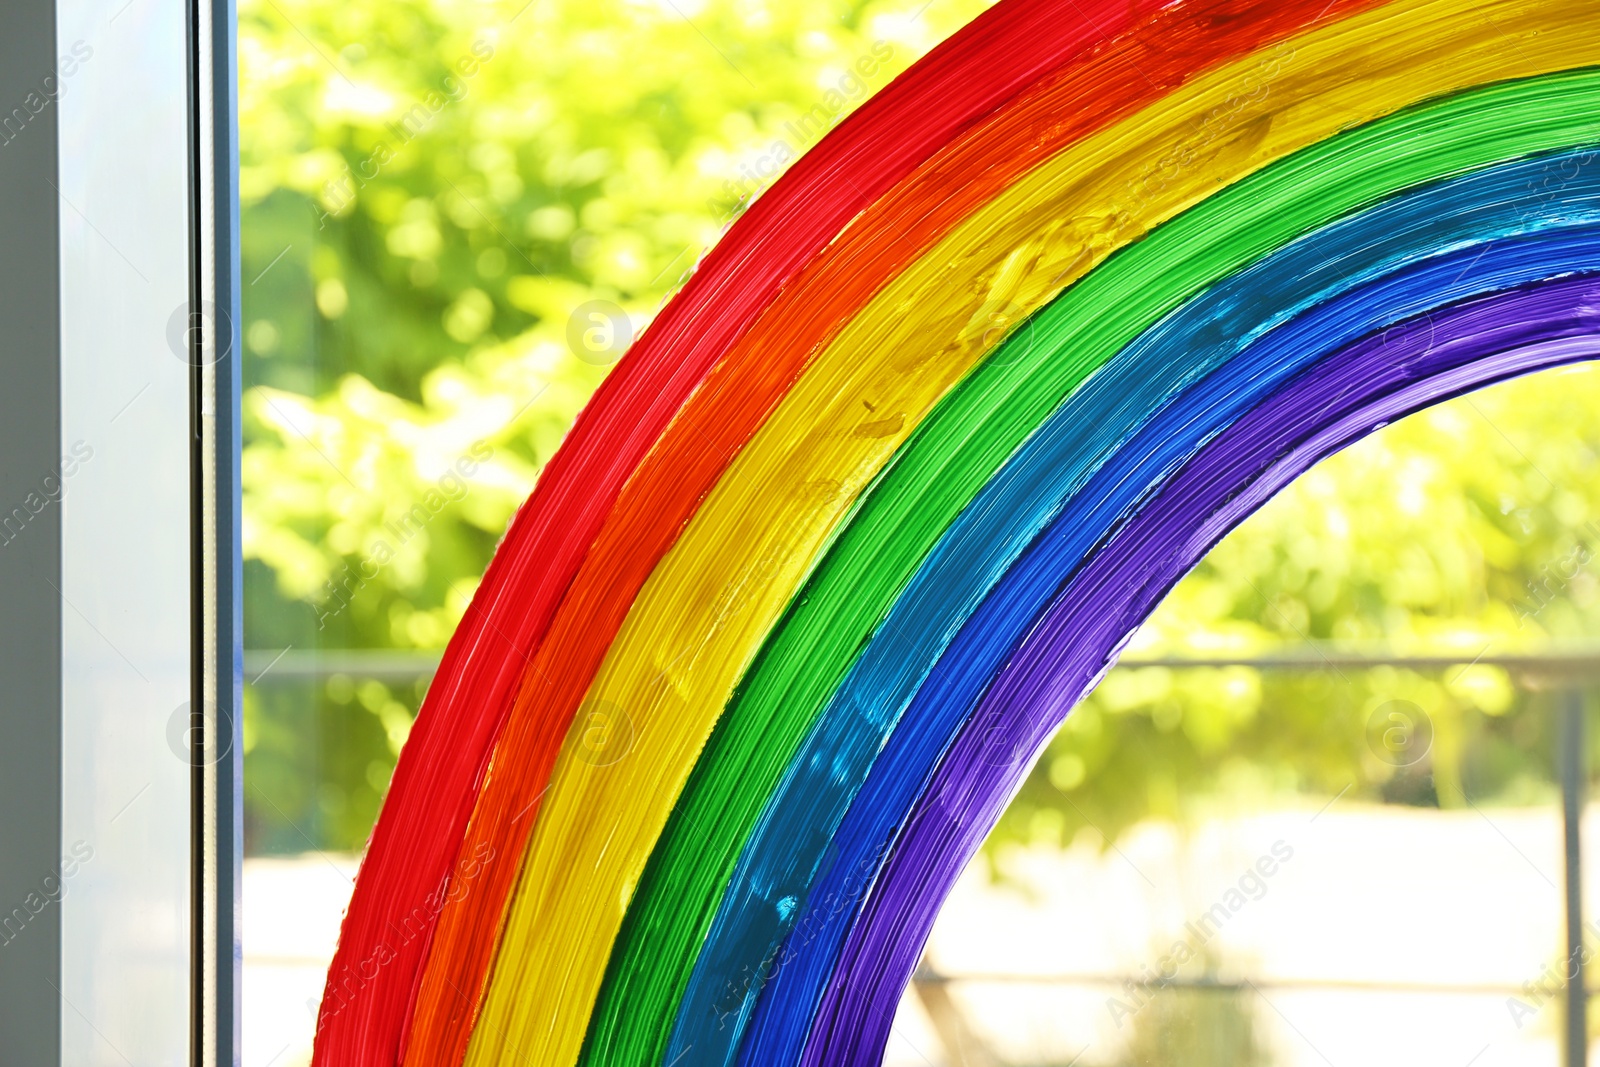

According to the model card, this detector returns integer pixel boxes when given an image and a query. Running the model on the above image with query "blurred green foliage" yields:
[241,0,1600,856]
[239,0,987,851]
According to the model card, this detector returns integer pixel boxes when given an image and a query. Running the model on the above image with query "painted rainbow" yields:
[312,0,1600,1064]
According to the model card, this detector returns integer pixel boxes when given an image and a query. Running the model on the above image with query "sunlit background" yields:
[239,0,1600,1064]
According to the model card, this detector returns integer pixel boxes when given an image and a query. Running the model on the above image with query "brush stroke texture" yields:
[744,229,1600,1066]
[804,278,1600,1063]
[466,34,1600,1067]
[663,147,1600,1067]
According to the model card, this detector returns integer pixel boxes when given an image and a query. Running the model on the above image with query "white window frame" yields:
[0,0,240,1061]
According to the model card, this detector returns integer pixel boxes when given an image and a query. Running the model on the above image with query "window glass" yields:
[239,1,1600,1063]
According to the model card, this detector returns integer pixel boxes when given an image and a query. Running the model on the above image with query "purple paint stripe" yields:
[804,276,1600,1064]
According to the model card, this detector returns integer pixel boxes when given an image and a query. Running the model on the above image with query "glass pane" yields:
[239,0,1600,1062]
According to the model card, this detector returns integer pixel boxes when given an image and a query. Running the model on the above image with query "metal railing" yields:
[243,643,1600,1066]
[242,644,1600,683]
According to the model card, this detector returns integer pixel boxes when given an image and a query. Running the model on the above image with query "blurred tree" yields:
[239,0,989,850]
